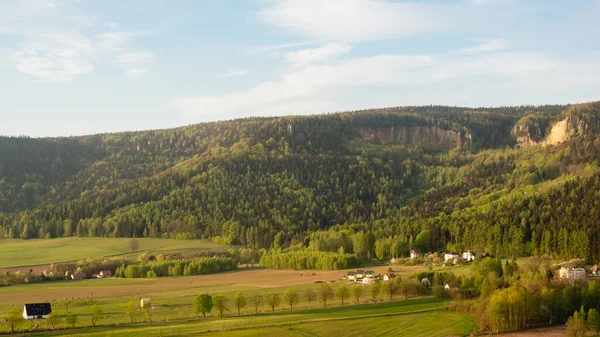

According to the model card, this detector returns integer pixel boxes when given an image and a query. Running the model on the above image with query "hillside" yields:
[1,102,600,261]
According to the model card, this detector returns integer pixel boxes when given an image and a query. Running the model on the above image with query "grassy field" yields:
[15,299,475,337]
[0,237,231,269]
[0,263,469,335]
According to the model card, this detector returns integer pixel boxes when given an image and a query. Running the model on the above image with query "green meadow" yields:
[0,237,230,268]
[17,298,475,337]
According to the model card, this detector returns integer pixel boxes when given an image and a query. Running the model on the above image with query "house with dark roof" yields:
[346,271,356,281]
[23,303,52,320]
[365,270,375,278]
[71,272,86,280]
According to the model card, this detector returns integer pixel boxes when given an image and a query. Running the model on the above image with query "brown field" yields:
[0,264,48,274]
[0,265,422,305]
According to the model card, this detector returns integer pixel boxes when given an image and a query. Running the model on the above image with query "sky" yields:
[1,0,599,137]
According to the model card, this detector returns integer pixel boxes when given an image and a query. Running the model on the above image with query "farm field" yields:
[0,262,459,334]
[0,237,231,269]
[18,299,475,337]
[0,264,430,306]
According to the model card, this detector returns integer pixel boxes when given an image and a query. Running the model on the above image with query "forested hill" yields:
[2,102,600,261]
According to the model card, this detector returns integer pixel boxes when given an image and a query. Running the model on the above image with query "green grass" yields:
[17,298,474,337]
[0,237,231,268]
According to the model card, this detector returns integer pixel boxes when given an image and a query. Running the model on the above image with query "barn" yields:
[23,303,52,320]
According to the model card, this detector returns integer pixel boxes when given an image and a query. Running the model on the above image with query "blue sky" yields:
[1,0,599,137]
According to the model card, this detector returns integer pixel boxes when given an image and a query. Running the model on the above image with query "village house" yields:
[444,252,460,262]
[346,271,356,281]
[383,273,396,282]
[365,270,375,279]
[592,265,599,277]
[140,298,151,308]
[22,303,52,320]
[410,249,422,259]
[559,266,586,280]
[98,270,112,278]
[462,251,475,262]
[356,270,365,279]
[71,272,86,280]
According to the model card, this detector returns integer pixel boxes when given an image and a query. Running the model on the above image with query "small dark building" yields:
[23,303,52,320]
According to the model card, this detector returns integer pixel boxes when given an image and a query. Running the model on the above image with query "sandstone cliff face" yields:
[358,126,471,148]
[513,116,589,147]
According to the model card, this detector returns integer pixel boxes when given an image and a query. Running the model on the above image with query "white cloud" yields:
[174,50,600,119]
[285,43,352,66]
[0,1,150,82]
[259,0,452,42]
[459,39,506,54]
[218,68,250,78]
[126,68,148,77]
[117,52,154,64]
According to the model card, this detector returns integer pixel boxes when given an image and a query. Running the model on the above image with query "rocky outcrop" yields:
[513,116,589,147]
[358,126,471,148]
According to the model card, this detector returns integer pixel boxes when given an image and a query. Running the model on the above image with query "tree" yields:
[587,308,600,336]
[194,294,213,318]
[66,313,78,328]
[382,279,398,301]
[370,283,381,302]
[337,284,350,306]
[91,305,104,327]
[125,301,137,323]
[233,291,246,316]
[283,288,299,311]
[46,312,61,330]
[319,284,334,308]
[305,288,316,309]
[566,311,587,337]
[129,238,139,253]
[351,285,363,304]
[264,292,281,312]
[252,293,262,314]
[5,309,24,334]
[213,294,228,317]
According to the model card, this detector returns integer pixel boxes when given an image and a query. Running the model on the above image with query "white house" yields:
[383,273,396,282]
[23,303,52,320]
[98,270,112,278]
[559,267,586,280]
[444,252,459,262]
[356,270,365,279]
[410,249,422,259]
[444,283,451,290]
[365,270,375,279]
[347,272,356,281]
[362,277,373,285]
[462,251,475,262]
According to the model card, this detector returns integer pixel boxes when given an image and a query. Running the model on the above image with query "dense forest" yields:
[1,102,600,261]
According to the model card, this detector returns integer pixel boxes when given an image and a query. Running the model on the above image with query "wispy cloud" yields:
[117,52,154,64]
[0,2,150,82]
[218,68,250,78]
[259,0,452,42]
[285,43,352,66]
[126,68,148,77]
[174,49,600,119]
[459,39,506,54]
